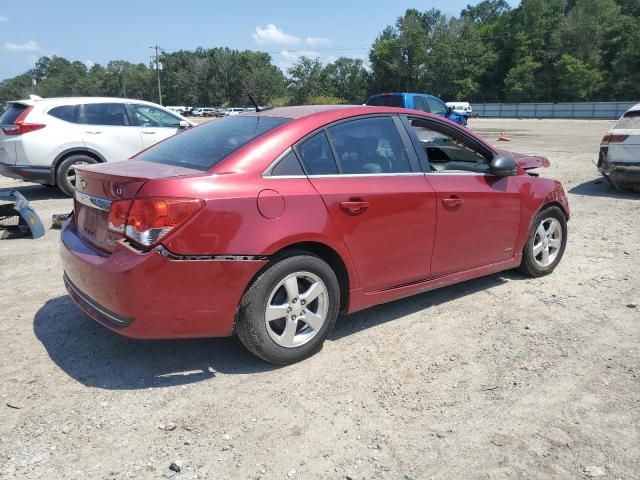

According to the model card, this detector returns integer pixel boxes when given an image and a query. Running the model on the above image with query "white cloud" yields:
[4,40,39,51]
[305,36,331,47]
[0,16,8,22]
[252,24,299,45]
[84,59,95,69]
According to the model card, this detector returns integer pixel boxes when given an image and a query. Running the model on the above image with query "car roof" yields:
[626,103,640,113]
[8,97,167,108]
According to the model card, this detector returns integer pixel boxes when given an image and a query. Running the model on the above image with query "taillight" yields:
[602,134,629,144]
[107,199,132,234]
[1,106,46,136]
[108,197,204,248]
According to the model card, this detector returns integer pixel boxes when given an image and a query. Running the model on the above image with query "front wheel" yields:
[519,206,567,277]
[236,252,340,364]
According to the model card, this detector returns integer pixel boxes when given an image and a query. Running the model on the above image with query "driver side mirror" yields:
[179,120,190,129]
[490,154,517,176]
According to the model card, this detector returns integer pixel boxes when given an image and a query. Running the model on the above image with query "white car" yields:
[446,102,473,115]
[0,97,194,195]
[226,108,245,116]
[192,107,216,117]
[598,102,640,191]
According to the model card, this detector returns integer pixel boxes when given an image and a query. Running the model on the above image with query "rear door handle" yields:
[142,129,157,134]
[340,199,369,215]
[442,196,464,208]
[85,130,102,134]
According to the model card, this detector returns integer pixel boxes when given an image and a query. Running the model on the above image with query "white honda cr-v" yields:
[0,96,195,195]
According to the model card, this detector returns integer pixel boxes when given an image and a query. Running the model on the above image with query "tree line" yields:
[1,0,638,107]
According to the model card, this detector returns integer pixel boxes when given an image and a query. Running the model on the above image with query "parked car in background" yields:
[446,102,473,116]
[226,107,246,116]
[192,107,216,117]
[0,97,195,195]
[60,105,569,364]
[598,103,640,191]
[366,92,469,126]
[215,108,229,117]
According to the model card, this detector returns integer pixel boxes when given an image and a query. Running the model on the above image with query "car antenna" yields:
[247,91,262,112]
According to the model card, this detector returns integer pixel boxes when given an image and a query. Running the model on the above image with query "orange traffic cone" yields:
[498,132,511,141]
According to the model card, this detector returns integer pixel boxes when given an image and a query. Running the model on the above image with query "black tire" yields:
[519,205,567,277]
[236,251,340,364]
[55,154,97,196]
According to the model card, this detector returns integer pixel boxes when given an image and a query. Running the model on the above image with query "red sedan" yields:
[60,106,569,364]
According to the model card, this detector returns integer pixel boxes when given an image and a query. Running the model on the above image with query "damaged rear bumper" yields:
[598,147,640,190]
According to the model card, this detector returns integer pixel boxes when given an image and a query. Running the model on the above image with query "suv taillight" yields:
[1,106,46,136]
[602,134,629,144]
[108,197,204,248]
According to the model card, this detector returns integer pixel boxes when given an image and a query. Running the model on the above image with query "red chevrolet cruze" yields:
[60,105,569,364]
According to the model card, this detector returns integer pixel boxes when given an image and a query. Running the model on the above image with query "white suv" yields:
[0,97,195,195]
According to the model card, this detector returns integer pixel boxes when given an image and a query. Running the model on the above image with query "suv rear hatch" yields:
[0,102,30,165]
[73,160,200,253]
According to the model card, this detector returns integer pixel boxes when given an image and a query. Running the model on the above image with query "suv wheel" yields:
[236,252,340,364]
[56,154,97,196]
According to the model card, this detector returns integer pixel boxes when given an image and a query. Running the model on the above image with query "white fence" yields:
[471,102,637,119]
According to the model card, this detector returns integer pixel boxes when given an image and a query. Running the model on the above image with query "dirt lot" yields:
[0,118,638,480]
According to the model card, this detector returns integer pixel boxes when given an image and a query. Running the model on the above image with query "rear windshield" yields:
[0,103,28,125]
[137,115,290,170]
[366,95,403,108]
[615,110,640,129]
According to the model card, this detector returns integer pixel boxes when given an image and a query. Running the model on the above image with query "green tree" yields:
[287,56,328,104]
[556,54,602,101]
[322,57,369,103]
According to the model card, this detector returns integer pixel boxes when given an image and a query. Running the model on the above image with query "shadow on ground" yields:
[569,178,640,199]
[35,271,524,390]
[0,184,68,202]
[34,296,276,390]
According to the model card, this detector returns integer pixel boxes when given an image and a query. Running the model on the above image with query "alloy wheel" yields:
[532,217,563,267]
[265,271,329,348]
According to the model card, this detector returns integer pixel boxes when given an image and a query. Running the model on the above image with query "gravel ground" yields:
[0,118,638,480]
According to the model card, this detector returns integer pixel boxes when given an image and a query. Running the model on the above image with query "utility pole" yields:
[150,45,163,105]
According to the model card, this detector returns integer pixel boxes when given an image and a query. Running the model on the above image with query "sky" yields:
[0,0,519,80]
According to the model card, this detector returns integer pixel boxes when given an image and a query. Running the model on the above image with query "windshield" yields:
[366,95,403,108]
[137,115,290,170]
[615,110,640,130]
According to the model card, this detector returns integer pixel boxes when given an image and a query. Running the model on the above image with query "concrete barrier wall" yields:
[471,102,638,119]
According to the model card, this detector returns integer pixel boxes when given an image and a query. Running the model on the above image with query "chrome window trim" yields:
[305,172,427,179]
[74,190,112,211]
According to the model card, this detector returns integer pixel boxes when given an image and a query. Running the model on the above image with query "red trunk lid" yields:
[73,160,200,253]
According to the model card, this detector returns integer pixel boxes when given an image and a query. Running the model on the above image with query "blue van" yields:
[365,92,468,126]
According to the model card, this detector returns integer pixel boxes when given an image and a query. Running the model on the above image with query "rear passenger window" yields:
[80,103,129,126]
[326,117,412,174]
[49,105,78,123]
[413,96,428,112]
[270,150,304,176]
[296,132,338,175]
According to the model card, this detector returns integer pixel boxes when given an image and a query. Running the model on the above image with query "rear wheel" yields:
[236,252,340,364]
[519,206,567,277]
[55,154,97,196]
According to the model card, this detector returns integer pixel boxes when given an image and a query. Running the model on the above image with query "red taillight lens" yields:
[122,197,204,247]
[602,134,629,144]
[1,106,46,136]
[107,199,132,234]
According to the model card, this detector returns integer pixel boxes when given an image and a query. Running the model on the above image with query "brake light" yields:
[1,106,46,136]
[602,134,629,144]
[109,197,204,247]
[107,199,132,234]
